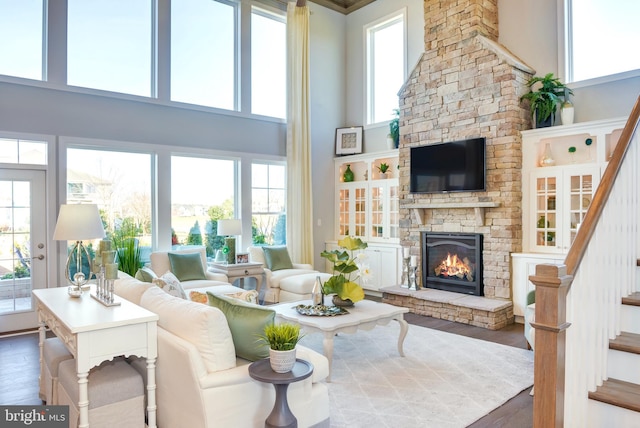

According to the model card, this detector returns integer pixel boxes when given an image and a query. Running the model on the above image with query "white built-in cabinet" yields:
[512,117,626,318]
[326,150,402,292]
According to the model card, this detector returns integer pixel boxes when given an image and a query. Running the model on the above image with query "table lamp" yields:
[217,219,242,264]
[53,204,105,291]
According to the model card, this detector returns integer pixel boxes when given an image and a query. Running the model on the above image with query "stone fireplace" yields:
[381,0,535,329]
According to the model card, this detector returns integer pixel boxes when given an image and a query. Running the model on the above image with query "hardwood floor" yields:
[0,314,533,427]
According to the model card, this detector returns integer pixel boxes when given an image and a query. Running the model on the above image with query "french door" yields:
[0,169,47,333]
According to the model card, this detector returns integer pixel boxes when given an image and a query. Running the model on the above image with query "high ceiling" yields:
[309,0,377,14]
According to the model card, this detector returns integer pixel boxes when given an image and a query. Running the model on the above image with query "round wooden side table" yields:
[248,358,314,428]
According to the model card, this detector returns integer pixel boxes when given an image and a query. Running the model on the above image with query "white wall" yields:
[344,0,425,153]
[307,4,347,267]
[499,0,640,122]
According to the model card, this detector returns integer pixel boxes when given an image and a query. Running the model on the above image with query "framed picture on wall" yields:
[236,253,249,264]
[335,126,363,155]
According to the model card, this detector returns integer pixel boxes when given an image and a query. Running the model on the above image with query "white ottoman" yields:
[57,357,145,428]
[41,337,74,404]
[279,273,332,303]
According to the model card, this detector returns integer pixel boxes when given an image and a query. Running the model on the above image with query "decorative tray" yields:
[294,304,349,316]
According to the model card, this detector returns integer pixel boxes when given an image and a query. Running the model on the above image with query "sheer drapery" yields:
[285,1,313,263]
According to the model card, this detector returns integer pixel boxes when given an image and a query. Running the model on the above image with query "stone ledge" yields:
[381,286,514,330]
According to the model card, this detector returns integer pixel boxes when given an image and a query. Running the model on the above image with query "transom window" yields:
[251,6,286,119]
[0,0,44,80]
[365,11,406,125]
[171,0,238,110]
[565,0,640,83]
[67,0,154,97]
[0,138,47,165]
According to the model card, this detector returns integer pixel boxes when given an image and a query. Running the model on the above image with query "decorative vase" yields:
[269,348,297,373]
[535,111,553,128]
[539,142,555,167]
[379,172,387,179]
[386,135,395,150]
[343,164,354,182]
[332,295,354,307]
[561,102,574,125]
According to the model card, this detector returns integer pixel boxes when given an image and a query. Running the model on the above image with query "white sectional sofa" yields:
[114,273,331,428]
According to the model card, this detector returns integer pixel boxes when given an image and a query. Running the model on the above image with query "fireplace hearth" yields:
[422,232,483,296]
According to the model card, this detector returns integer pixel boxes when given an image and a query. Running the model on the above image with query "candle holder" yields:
[401,257,411,288]
[91,266,121,307]
[408,266,419,291]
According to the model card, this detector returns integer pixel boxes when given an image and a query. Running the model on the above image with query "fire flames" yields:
[434,253,474,282]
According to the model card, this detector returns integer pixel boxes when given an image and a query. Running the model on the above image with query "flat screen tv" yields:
[410,137,486,193]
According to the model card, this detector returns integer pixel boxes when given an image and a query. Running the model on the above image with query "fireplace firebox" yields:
[422,232,483,296]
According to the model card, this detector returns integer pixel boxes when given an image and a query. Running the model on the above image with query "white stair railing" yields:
[530,95,640,428]
[563,132,639,426]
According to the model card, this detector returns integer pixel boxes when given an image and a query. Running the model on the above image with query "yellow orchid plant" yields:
[320,236,370,303]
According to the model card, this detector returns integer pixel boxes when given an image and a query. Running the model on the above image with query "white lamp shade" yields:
[53,204,106,241]
[217,219,242,236]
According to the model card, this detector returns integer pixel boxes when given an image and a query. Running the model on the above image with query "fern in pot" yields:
[259,323,304,373]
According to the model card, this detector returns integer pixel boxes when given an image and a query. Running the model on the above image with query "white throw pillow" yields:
[140,286,236,373]
[152,271,187,299]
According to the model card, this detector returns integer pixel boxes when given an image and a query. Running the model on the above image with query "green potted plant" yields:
[320,236,369,306]
[259,323,304,373]
[520,73,572,128]
[388,109,400,148]
[376,162,390,178]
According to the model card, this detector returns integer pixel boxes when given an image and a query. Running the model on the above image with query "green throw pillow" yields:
[168,252,206,281]
[262,246,293,271]
[206,292,275,361]
[135,266,157,283]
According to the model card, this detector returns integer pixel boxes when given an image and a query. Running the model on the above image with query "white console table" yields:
[33,286,159,428]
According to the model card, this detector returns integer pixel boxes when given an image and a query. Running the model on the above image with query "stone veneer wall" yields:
[398,0,534,301]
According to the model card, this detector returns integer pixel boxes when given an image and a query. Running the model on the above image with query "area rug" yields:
[298,322,534,428]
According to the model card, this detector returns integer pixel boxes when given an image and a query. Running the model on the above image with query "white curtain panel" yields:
[286,2,314,264]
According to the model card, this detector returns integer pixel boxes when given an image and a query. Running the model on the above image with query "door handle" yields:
[35,254,45,260]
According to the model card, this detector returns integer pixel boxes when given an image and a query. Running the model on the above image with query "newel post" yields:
[529,264,573,428]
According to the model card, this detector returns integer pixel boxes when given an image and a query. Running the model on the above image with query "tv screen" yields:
[410,138,486,193]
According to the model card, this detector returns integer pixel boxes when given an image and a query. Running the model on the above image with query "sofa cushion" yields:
[134,266,157,283]
[191,289,258,305]
[114,271,154,305]
[153,271,187,299]
[247,246,266,265]
[206,292,275,361]
[168,252,206,281]
[140,286,236,373]
[262,246,294,271]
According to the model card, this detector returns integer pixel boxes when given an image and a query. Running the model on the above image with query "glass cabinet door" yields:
[337,187,350,236]
[566,169,598,246]
[534,175,557,249]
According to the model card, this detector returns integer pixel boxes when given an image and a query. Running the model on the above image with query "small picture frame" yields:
[335,126,363,156]
[236,253,249,264]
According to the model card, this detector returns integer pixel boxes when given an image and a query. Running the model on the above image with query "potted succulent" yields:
[520,73,572,128]
[320,236,370,306]
[376,162,390,179]
[259,323,304,373]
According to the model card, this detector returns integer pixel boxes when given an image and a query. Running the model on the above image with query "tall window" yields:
[171,0,237,110]
[365,12,405,125]
[566,0,640,83]
[251,163,285,245]
[170,156,236,257]
[251,6,286,118]
[0,0,44,80]
[67,0,154,96]
[66,148,153,262]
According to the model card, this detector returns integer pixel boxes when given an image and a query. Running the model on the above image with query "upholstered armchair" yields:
[524,290,535,350]
[247,246,326,303]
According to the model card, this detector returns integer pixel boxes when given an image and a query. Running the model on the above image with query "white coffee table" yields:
[271,299,409,381]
